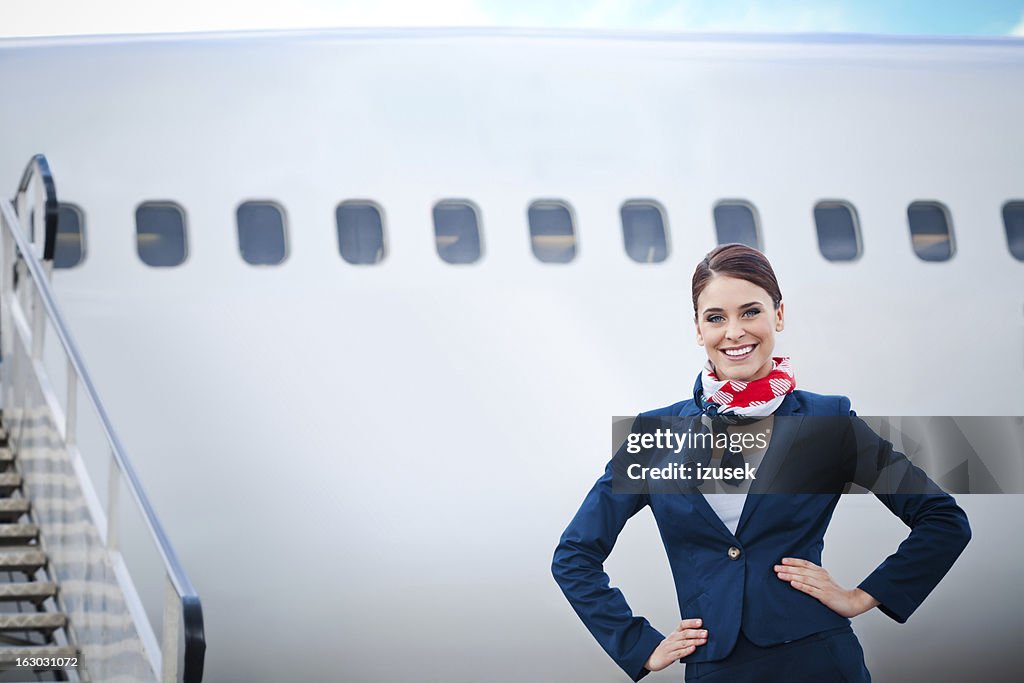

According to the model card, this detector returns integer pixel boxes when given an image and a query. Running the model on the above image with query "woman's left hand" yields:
[773,557,880,618]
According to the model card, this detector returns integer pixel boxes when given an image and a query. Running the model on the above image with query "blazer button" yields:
[727,546,741,560]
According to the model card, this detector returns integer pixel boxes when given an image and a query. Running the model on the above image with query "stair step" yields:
[0,644,78,667]
[0,448,12,462]
[0,612,66,632]
[0,549,46,573]
[0,581,56,603]
[0,499,30,521]
[0,523,38,545]
[0,472,21,495]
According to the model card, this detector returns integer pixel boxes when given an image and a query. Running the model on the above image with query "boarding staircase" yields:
[0,156,205,682]
[0,421,80,681]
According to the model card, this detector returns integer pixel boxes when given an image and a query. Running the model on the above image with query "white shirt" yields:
[701,416,773,536]
[703,492,747,536]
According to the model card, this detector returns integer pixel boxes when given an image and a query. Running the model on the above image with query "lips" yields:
[721,344,756,360]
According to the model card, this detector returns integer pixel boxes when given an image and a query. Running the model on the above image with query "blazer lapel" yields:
[667,403,740,540]
[733,394,804,538]
[685,491,739,541]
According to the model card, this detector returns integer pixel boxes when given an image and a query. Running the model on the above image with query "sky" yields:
[0,0,1023,39]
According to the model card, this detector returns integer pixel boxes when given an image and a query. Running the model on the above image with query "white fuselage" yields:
[0,29,1021,682]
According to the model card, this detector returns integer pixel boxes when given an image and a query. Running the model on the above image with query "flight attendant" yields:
[551,243,971,682]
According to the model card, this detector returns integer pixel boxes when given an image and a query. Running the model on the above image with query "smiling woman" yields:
[692,245,785,384]
[552,243,973,683]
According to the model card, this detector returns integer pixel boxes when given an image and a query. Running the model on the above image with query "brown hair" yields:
[692,243,782,317]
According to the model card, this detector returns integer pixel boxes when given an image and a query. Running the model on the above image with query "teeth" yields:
[724,346,754,357]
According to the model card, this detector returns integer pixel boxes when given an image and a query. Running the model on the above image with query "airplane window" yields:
[55,204,85,268]
[907,201,954,262]
[336,202,386,265]
[713,201,761,250]
[237,201,287,265]
[136,202,187,267]
[433,201,482,264]
[813,201,861,262]
[30,203,84,268]
[528,200,576,263]
[1003,201,1024,261]
[621,201,668,263]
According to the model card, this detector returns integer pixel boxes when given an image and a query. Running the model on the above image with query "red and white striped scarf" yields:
[701,357,796,419]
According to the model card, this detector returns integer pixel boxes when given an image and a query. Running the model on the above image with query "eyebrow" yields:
[701,302,764,316]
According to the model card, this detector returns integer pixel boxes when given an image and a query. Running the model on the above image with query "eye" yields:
[742,308,761,318]
[706,314,725,324]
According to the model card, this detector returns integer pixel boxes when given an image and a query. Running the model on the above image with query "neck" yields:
[748,359,775,381]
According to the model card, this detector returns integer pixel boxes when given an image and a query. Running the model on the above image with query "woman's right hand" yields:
[644,618,708,672]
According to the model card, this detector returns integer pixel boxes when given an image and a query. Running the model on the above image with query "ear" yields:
[775,302,785,332]
[695,317,705,346]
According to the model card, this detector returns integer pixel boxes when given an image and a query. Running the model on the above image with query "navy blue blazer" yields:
[551,388,972,681]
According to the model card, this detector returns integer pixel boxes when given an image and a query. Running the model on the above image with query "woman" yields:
[551,244,971,682]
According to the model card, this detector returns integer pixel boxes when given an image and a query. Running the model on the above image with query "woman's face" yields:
[695,275,784,382]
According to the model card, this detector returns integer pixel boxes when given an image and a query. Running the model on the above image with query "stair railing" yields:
[0,155,205,682]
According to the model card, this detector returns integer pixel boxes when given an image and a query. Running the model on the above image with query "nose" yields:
[725,319,746,341]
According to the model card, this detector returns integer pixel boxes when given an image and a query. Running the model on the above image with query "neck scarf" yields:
[696,356,796,422]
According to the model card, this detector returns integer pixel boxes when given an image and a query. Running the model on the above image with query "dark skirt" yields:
[684,625,871,682]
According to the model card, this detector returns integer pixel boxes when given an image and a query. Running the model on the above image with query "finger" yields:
[790,580,822,595]
[670,644,699,660]
[775,566,826,586]
[775,565,825,580]
[668,629,707,645]
[677,618,702,631]
[776,571,825,587]
[781,557,816,568]
[780,573,828,590]
[673,631,708,644]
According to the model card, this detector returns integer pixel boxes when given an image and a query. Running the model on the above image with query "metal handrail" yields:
[14,155,59,261]
[1,154,206,682]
